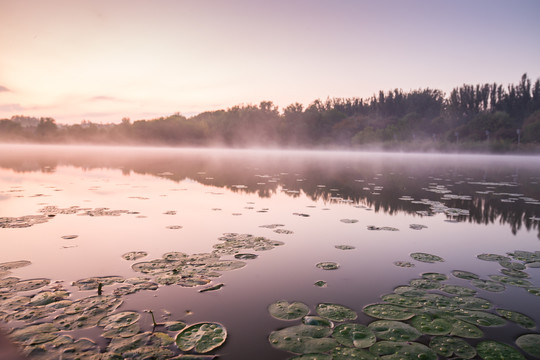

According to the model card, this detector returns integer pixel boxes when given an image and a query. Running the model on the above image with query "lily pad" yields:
[409,278,441,290]
[268,324,337,354]
[176,322,227,353]
[368,320,421,341]
[496,309,535,329]
[268,300,310,320]
[499,260,526,270]
[332,323,376,348]
[72,276,124,290]
[9,323,59,345]
[470,279,506,292]
[234,253,258,260]
[369,340,436,359]
[332,348,378,360]
[102,323,140,338]
[393,261,415,268]
[340,219,358,223]
[477,253,510,262]
[13,278,51,291]
[291,355,332,360]
[316,303,357,322]
[452,270,479,280]
[302,316,333,328]
[314,280,327,287]
[500,268,529,278]
[429,336,476,358]
[454,296,492,310]
[98,311,140,329]
[489,275,531,288]
[476,340,525,360]
[454,309,507,327]
[421,272,448,281]
[441,284,477,296]
[122,251,148,261]
[335,245,355,250]
[363,304,415,320]
[450,319,484,338]
[410,252,444,263]
[0,260,32,271]
[409,224,428,230]
[316,262,340,270]
[410,313,452,335]
[516,334,540,357]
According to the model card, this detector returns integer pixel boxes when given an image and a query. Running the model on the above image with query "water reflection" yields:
[2,145,539,237]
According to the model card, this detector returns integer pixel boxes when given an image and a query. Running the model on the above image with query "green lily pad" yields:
[508,250,540,262]
[55,307,109,330]
[332,347,379,359]
[410,278,441,290]
[496,309,535,329]
[268,324,337,354]
[13,278,51,291]
[476,340,525,360]
[429,336,476,358]
[421,272,448,281]
[516,334,540,357]
[316,303,357,322]
[441,284,477,296]
[454,296,492,310]
[176,322,227,353]
[500,268,529,278]
[314,280,327,287]
[410,313,453,335]
[470,279,506,292]
[452,270,479,280]
[332,323,376,348]
[416,293,458,311]
[102,323,140,338]
[368,320,421,341]
[72,276,124,290]
[290,355,332,360]
[489,275,531,288]
[98,311,140,329]
[234,253,258,260]
[450,319,484,338]
[302,316,333,328]
[381,294,422,308]
[392,286,426,297]
[369,341,436,359]
[477,253,510,262]
[528,287,540,296]
[335,245,356,250]
[410,252,444,263]
[316,262,340,270]
[499,260,526,270]
[268,300,310,320]
[393,261,415,268]
[363,304,415,320]
[454,309,507,327]
[122,251,148,261]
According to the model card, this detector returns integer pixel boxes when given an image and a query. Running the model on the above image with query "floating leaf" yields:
[314,280,327,287]
[363,304,415,320]
[441,284,477,296]
[332,323,376,348]
[175,322,227,353]
[268,324,336,354]
[268,300,310,320]
[410,278,441,290]
[9,323,59,345]
[302,316,333,328]
[316,262,339,270]
[291,355,332,360]
[335,245,355,250]
[13,278,50,291]
[496,309,535,329]
[61,235,78,240]
[381,294,422,308]
[409,224,428,230]
[489,275,531,288]
[316,303,357,322]
[199,283,224,293]
[450,320,483,338]
[429,336,476,359]
[455,309,506,327]
[476,340,525,360]
[369,340,436,359]
[367,225,399,231]
[102,323,140,338]
[452,270,479,280]
[516,334,540,357]
[122,251,148,261]
[410,313,452,335]
[421,272,447,281]
[393,261,415,268]
[72,276,124,290]
[410,252,444,263]
[340,219,358,223]
[368,320,421,341]
[500,268,529,278]
[499,260,526,270]
[234,253,258,260]
[470,279,505,292]
[332,347,378,360]
[477,253,510,262]
[98,311,140,329]
[454,296,492,310]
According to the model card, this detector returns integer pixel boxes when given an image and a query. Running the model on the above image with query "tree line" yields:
[1,74,540,150]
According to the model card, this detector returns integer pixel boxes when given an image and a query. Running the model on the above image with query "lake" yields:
[1,144,540,359]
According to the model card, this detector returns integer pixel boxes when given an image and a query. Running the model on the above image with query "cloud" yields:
[0,85,10,93]
[0,103,24,112]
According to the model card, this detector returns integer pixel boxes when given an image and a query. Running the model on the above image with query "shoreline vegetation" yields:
[1,74,540,153]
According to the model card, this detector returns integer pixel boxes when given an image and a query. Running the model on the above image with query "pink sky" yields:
[1,0,539,124]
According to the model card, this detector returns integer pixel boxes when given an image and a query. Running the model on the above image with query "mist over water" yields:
[1,144,540,359]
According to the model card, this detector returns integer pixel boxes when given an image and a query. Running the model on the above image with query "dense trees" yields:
[1,74,539,150]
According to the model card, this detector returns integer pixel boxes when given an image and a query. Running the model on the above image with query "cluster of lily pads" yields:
[267,250,540,359]
[0,233,283,359]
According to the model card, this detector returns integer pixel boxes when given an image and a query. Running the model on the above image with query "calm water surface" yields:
[1,144,540,359]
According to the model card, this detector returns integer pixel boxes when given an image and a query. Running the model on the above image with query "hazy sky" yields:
[1,0,539,124]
